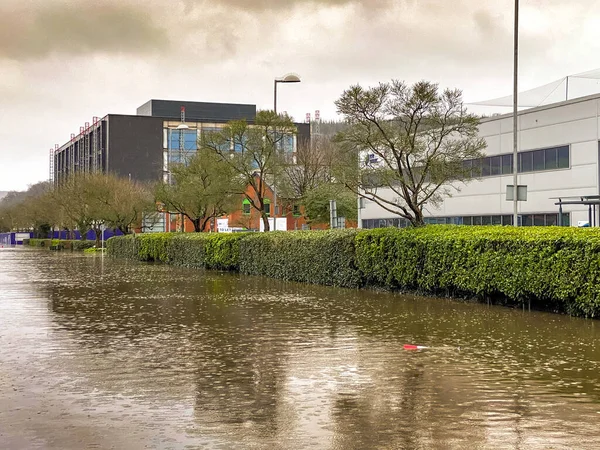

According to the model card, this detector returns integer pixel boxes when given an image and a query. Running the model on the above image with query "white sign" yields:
[259,218,288,232]
[15,233,30,243]
[217,218,229,233]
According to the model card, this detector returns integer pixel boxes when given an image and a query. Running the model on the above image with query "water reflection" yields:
[2,248,600,448]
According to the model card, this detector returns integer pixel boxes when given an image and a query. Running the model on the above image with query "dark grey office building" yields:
[51,100,310,184]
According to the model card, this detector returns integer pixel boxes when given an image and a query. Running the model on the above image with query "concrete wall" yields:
[360,95,600,226]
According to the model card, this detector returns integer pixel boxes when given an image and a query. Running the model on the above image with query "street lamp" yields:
[274,73,301,114]
[512,0,519,226]
[272,73,301,232]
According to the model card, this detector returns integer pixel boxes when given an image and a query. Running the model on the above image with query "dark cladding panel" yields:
[138,100,256,122]
[295,123,311,146]
[107,115,164,183]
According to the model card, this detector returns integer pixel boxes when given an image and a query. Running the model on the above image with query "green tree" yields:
[0,182,56,236]
[200,111,297,231]
[155,148,242,232]
[52,174,105,245]
[303,183,357,225]
[88,173,153,234]
[335,80,486,227]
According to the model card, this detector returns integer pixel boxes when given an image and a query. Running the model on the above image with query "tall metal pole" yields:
[512,0,519,226]
[274,80,278,114]
[273,80,279,231]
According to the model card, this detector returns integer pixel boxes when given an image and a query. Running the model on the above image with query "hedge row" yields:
[107,233,245,271]
[106,227,600,317]
[27,239,96,251]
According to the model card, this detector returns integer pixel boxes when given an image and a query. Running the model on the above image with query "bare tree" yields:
[335,80,486,227]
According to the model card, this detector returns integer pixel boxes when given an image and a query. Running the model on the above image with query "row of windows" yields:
[463,145,570,178]
[166,129,296,154]
[362,212,570,229]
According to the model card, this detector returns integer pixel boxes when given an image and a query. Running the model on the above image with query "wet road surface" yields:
[1,248,600,449]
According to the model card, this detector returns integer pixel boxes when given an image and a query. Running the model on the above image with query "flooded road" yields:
[1,248,600,449]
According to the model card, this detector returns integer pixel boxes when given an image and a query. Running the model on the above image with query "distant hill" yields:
[0,191,8,201]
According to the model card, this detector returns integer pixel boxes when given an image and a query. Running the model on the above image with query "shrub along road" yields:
[107,227,600,318]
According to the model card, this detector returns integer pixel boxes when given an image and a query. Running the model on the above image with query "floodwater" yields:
[1,249,600,449]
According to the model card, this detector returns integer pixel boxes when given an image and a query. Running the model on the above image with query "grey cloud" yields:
[0,1,169,61]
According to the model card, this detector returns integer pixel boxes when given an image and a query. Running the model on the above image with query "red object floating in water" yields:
[403,344,428,350]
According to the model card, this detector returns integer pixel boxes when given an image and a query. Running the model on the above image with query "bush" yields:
[239,230,362,288]
[355,226,600,317]
[106,233,245,270]
[28,238,94,251]
[106,226,600,317]
[29,239,52,248]
[71,240,96,251]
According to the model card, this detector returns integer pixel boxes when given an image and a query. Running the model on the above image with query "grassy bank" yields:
[106,227,600,318]
[27,239,96,251]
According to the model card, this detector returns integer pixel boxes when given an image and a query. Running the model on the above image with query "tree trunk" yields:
[192,218,202,232]
[261,213,270,232]
[410,208,426,227]
[200,217,212,233]
[95,228,101,248]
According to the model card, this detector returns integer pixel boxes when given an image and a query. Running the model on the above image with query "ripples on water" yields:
[1,248,600,449]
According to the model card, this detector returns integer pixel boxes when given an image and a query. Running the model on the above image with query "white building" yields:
[359,93,600,228]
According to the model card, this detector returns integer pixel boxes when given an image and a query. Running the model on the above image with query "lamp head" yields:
[276,73,301,83]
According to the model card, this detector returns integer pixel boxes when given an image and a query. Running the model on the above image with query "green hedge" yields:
[239,230,362,288]
[28,239,95,251]
[107,233,245,271]
[106,227,600,317]
[354,226,600,317]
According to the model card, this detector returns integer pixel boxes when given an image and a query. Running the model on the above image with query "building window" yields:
[465,145,570,178]
[363,213,571,229]
[293,204,301,217]
[263,200,271,216]
[242,199,251,215]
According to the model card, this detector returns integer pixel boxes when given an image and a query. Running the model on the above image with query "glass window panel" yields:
[481,157,491,177]
[481,216,492,225]
[471,158,483,177]
[378,219,387,228]
[462,216,473,226]
[558,146,569,168]
[545,147,558,170]
[502,215,513,226]
[502,155,513,175]
[492,215,502,225]
[522,215,533,226]
[490,156,501,176]
[545,214,557,226]
[184,131,197,150]
[533,150,545,171]
[519,151,533,173]
[473,216,482,225]
[534,214,545,226]
[561,213,570,227]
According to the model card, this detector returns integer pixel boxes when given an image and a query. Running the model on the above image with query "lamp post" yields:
[512,0,519,226]
[272,73,301,231]
[177,113,189,233]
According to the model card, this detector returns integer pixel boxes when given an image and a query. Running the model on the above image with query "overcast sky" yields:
[2,0,600,191]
